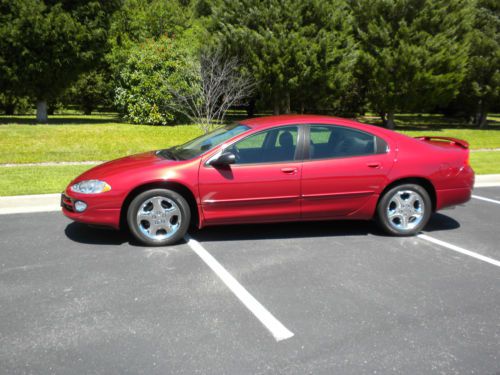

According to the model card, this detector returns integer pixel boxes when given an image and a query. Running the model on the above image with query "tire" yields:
[376,183,431,236]
[127,188,191,246]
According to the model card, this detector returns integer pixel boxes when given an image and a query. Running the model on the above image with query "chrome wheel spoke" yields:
[136,196,182,241]
[151,197,165,212]
[137,211,153,222]
[386,189,425,231]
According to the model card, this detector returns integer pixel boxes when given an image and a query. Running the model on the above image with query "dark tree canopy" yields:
[349,0,472,128]
[0,0,119,121]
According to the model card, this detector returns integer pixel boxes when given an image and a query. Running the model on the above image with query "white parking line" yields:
[472,195,500,205]
[184,235,294,342]
[418,234,500,268]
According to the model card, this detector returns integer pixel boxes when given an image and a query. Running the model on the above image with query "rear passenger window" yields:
[309,125,387,159]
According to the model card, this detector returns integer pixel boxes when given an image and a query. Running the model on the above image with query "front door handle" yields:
[367,162,381,168]
[281,167,298,174]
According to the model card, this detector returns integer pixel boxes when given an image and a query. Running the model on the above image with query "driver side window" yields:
[226,126,299,164]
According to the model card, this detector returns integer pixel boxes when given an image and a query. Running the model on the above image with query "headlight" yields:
[70,180,111,194]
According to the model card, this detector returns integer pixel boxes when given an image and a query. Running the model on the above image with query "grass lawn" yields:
[0,114,203,164]
[0,164,97,196]
[0,113,499,196]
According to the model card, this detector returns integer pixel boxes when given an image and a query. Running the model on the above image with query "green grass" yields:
[0,113,499,196]
[0,116,203,164]
[398,129,500,150]
[0,152,497,196]
[470,152,500,175]
[359,113,500,150]
[0,164,97,196]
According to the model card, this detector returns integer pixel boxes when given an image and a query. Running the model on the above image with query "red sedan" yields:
[62,115,474,246]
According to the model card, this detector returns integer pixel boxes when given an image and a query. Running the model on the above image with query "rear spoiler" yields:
[414,136,469,149]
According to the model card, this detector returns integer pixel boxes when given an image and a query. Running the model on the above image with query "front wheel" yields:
[127,189,190,246]
[376,184,431,236]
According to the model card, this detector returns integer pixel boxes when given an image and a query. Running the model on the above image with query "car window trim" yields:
[305,123,389,161]
[205,124,305,167]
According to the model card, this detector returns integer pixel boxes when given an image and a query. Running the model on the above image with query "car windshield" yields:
[157,124,250,160]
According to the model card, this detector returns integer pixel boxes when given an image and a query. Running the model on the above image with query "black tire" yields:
[127,188,191,246]
[376,183,432,236]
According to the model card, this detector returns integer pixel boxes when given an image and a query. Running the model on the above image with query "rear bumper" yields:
[61,192,121,229]
[436,187,472,210]
[435,165,474,210]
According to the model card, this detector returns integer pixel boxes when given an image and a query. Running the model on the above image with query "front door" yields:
[199,126,303,225]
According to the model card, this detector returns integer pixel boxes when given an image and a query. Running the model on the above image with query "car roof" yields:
[239,114,396,138]
[240,114,358,127]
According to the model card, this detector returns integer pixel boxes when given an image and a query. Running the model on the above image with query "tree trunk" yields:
[478,112,488,129]
[246,98,255,118]
[379,112,387,126]
[84,107,92,115]
[36,100,48,123]
[385,112,395,129]
[283,92,290,114]
[273,92,280,115]
[4,103,15,115]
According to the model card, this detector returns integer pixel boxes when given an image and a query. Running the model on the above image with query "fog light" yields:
[74,200,87,212]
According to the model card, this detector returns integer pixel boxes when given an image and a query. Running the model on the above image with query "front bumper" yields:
[61,192,121,229]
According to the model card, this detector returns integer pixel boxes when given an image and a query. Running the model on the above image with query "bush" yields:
[114,36,196,125]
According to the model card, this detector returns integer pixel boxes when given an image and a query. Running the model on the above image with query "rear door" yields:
[301,124,393,218]
[199,125,304,225]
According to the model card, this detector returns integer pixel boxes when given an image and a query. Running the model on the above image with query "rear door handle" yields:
[367,162,381,168]
[281,167,298,174]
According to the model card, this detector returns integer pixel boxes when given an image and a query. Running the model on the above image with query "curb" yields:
[1,175,499,215]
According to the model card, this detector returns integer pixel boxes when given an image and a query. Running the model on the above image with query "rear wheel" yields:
[127,189,190,246]
[376,183,431,236]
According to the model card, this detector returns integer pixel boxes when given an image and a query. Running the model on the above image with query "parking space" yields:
[0,187,499,374]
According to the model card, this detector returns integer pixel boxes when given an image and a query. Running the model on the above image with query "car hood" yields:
[72,151,174,183]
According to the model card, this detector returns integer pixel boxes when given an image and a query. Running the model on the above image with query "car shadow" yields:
[191,213,460,243]
[64,222,133,246]
[64,212,460,246]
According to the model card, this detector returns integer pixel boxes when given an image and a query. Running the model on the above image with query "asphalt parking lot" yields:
[1,187,499,374]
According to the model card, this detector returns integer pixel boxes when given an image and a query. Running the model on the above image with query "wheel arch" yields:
[119,181,200,231]
[378,177,437,213]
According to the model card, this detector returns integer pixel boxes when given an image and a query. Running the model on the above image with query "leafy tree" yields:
[114,35,198,125]
[459,0,500,128]
[0,0,118,122]
[349,0,471,128]
[107,0,193,76]
[64,69,113,115]
[208,0,358,115]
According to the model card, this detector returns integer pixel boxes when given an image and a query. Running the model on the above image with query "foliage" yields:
[0,0,119,121]
[208,0,358,115]
[454,0,500,127]
[64,69,113,115]
[106,0,194,78]
[114,35,198,125]
[349,0,472,128]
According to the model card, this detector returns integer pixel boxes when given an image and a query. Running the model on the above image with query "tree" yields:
[208,0,357,115]
[0,0,118,122]
[114,35,198,125]
[349,0,471,128]
[107,0,193,77]
[168,48,256,133]
[64,69,113,115]
[460,0,500,128]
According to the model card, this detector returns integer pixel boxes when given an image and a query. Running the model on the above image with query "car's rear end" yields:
[414,136,474,210]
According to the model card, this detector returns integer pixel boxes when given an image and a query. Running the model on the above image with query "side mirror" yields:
[209,151,236,166]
